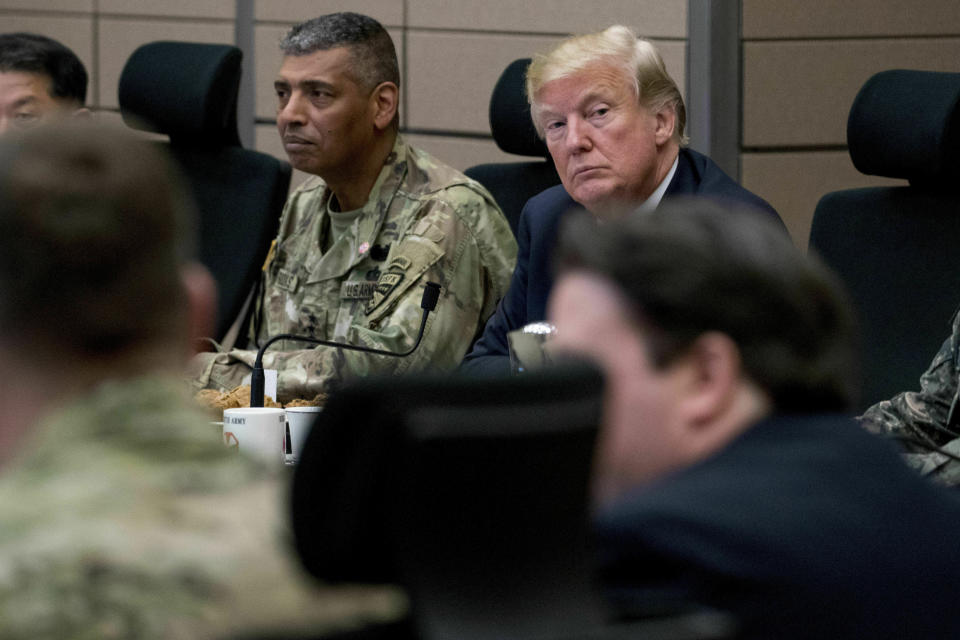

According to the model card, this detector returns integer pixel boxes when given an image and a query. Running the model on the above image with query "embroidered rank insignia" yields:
[340,280,376,300]
[275,268,299,292]
[365,272,405,314]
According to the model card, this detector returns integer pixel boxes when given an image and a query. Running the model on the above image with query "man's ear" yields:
[180,262,217,355]
[676,332,742,428]
[370,81,399,131]
[653,106,677,146]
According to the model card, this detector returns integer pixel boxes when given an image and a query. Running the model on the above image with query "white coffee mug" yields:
[285,406,322,465]
[223,407,286,465]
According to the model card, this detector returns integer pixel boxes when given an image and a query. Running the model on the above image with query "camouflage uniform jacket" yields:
[0,375,402,639]
[860,308,960,485]
[191,136,516,402]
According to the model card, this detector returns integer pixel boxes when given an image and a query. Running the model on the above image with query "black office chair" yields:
[464,58,561,236]
[808,69,960,412]
[291,364,608,640]
[119,41,291,344]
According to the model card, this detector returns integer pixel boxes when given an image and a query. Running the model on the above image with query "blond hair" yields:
[526,25,687,145]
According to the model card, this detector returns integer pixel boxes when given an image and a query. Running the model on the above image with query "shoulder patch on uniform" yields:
[365,272,405,314]
[388,255,412,272]
[410,218,446,244]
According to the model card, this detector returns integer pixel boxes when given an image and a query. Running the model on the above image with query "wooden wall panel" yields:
[743,0,960,39]
[407,0,686,37]
[741,152,904,248]
[743,39,960,148]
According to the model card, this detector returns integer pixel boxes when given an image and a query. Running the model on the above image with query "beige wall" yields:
[0,0,686,192]
[5,1,956,244]
[0,0,687,190]
[741,0,960,247]
[0,1,235,108]
[252,0,687,190]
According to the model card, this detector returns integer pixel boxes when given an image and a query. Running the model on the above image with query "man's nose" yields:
[564,117,592,153]
[277,93,307,128]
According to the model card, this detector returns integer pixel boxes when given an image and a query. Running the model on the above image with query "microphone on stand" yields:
[250,281,442,407]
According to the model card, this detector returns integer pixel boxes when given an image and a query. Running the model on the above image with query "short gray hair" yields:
[280,12,399,92]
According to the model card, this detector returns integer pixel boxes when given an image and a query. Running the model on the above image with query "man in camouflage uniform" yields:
[860,309,960,485]
[0,123,402,637]
[190,12,516,402]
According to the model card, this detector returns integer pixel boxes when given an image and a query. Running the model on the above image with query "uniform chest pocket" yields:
[365,236,444,322]
[264,271,332,339]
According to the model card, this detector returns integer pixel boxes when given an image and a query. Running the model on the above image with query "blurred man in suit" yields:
[0,32,88,134]
[462,25,782,375]
[548,199,960,639]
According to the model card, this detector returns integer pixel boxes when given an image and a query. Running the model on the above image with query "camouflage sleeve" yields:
[859,309,960,481]
[190,189,515,402]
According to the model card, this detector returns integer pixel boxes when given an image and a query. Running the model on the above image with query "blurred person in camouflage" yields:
[860,310,960,485]
[189,12,516,403]
[0,32,88,134]
[0,122,403,638]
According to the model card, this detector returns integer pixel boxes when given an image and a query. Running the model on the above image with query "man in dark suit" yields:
[461,25,782,375]
[548,199,960,639]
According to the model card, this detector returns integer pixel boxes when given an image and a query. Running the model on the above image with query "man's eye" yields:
[591,107,610,118]
[545,120,564,131]
[13,112,39,126]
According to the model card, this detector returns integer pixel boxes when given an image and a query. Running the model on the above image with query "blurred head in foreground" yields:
[548,198,857,504]
[0,32,88,134]
[0,122,214,456]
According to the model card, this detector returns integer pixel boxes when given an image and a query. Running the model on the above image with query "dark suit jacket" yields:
[460,147,783,375]
[596,414,960,639]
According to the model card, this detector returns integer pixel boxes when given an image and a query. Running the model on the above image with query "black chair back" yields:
[291,365,607,640]
[464,59,561,236]
[119,41,291,344]
[809,69,960,411]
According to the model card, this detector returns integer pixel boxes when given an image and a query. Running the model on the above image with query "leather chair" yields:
[119,41,291,345]
[808,69,960,412]
[291,364,608,640]
[464,58,561,236]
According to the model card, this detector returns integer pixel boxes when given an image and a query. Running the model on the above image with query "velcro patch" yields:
[275,268,299,292]
[365,272,405,314]
[340,281,376,300]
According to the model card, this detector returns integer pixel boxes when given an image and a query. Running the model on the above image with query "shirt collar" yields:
[635,154,680,214]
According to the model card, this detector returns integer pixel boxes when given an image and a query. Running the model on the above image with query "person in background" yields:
[0,32,88,134]
[548,198,960,639]
[190,12,516,403]
[461,25,782,375]
[859,310,960,485]
[0,122,403,638]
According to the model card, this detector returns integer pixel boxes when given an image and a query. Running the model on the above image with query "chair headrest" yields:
[119,41,241,147]
[489,58,551,158]
[847,69,960,185]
